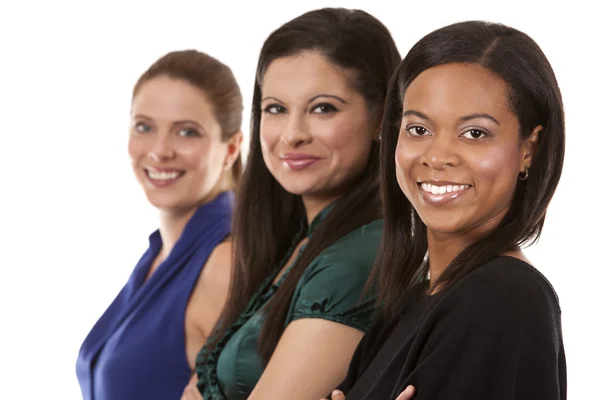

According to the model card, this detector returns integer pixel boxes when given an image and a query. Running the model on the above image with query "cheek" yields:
[333,140,370,170]
[320,119,373,166]
[127,136,145,162]
[395,134,422,166]
[472,144,521,196]
[259,118,281,151]
[259,132,276,174]
[394,136,419,187]
[181,142,222,172]
[259,119,285,175]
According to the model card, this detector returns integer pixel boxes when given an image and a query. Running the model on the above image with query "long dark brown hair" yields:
[215,8,401,363]
[373,21,565,317]
[133,50,244,185]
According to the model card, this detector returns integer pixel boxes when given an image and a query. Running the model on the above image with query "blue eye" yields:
[178,128,200,137]
[134,122,151,133]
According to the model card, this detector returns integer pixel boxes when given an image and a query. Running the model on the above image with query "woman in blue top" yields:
[76,50,243,400]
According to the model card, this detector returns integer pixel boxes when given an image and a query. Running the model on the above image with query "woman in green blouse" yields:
[181,7,401,400]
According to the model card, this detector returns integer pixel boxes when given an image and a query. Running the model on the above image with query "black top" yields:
[338,256,566,400]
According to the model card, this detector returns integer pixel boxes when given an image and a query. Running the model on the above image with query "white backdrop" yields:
[0,1,597,398]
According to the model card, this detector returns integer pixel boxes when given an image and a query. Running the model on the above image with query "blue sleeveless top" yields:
[76,191,234,400]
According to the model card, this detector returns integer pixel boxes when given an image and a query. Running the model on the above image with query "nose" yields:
[281,113,312,148]
[149,135,176,161]
[419,134,460,170]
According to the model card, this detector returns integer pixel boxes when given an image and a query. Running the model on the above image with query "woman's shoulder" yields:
[289,220,383,328]
[467,256,559,299]
[320,219,383,256]
[304,219,383,277]
[346,218,384,238]
[441,256,562,318]
[201,241,233,282]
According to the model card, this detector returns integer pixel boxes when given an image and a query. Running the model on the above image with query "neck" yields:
[427,205,513,284]
[426,231,473,283]
[427,210,518,285]
[302,195,338,225]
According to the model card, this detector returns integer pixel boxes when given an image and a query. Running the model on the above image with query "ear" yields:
[371,110,384,141]
[520,125,542,172]
[224,131,243,170]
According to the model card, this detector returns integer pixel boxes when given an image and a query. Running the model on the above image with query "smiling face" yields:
[259,52,377,204]
[128,75,237,213]
[395,63,538,238]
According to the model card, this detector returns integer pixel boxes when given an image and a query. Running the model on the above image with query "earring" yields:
[518,168,529,181]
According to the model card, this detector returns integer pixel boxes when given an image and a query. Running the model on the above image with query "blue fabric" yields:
[76,192,234,400]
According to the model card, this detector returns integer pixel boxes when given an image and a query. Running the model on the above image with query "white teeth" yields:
[147,170,182,180]
[421,183,469,194]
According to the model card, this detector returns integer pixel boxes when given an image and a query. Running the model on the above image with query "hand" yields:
[180,373,204,400]
[396,385,416,399]
[321,385,416,400]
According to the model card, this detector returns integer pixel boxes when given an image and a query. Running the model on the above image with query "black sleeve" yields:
[396,262,566,400]
[332,314,392,398]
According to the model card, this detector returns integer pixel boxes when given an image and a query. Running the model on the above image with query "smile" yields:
[418,181,472,205]
[281,153,322,171]
[145,168,185,187]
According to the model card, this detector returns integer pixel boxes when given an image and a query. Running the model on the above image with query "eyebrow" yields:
[261,94,348,104]
[133,114,206,131]
[402,110,500,126]
[309,94,348,104]
[402,110,431,121]
[261,96,284,105]
[460,113,500,126]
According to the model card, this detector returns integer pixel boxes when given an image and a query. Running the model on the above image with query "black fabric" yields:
[337,256,566,400]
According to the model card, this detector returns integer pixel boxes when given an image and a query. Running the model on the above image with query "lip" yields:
[145,166,183,173]
[280,153,322,171]
[418,180,472,206]
[144,166,185,188]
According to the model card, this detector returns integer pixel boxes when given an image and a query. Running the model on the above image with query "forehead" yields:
[262,52,357,100]
[132,76,215,122]
[403,63,512,118]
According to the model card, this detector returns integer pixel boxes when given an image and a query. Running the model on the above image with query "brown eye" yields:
[461,129,487,139]
[263,104,285,114]
[407,126,430,136]
[312,103,338,114]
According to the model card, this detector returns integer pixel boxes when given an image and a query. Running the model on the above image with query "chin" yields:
[277,180,318,197]
[144,193,182,210]
[426,225,463,236]
[417,214,464,235]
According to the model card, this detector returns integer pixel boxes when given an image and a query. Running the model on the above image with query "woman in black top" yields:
[326,21,566,400]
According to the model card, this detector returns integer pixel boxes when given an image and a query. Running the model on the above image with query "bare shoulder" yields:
[197,240,233,289]
[185,240,233,367]
[186,239,233,325]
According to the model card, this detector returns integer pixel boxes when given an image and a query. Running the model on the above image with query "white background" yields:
[0,1,597,398]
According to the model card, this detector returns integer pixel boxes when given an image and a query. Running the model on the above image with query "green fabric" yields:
[196,205,383,400]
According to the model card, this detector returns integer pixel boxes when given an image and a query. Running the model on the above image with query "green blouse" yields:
[196,207,383,400]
